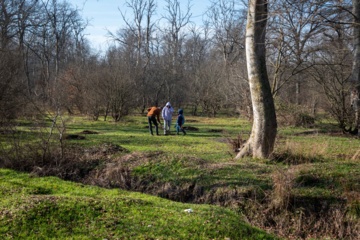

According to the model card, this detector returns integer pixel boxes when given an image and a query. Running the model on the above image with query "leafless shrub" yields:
[270,167,297,210]
[294,113,315,127]
[276,101,316,127]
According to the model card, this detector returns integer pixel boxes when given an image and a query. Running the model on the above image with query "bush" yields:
[295,113,315,127]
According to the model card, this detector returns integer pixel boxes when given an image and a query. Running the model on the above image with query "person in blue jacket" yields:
[175,109,186,135]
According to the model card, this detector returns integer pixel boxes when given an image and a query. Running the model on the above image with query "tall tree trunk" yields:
[236,0,277,159]
[351,0,360,134]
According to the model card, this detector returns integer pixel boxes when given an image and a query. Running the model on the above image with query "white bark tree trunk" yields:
[236,0,277,159]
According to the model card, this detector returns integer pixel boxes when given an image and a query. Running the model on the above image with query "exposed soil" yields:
[64,134,86,140]
[208,129,224,133]
[184,126,199,131]
[80,130,99,134]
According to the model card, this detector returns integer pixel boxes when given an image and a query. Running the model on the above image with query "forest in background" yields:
[0,0,357,128]
[1,1,360,239]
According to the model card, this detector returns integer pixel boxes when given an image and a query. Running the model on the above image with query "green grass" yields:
[1,113,359,238]
[0,168,275,239]
[62,115,248,161]
[114,116,357,195]
[3,114,360,199]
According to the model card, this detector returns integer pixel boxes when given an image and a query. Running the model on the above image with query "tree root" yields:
[235,141,252,159]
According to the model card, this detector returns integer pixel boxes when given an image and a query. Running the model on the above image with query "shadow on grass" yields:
[270,152,325,165]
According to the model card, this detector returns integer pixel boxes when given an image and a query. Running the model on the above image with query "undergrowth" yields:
[0,114,359,239]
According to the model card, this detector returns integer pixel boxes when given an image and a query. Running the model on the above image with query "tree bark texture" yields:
[236,0,277,159]
[352,0,360,134]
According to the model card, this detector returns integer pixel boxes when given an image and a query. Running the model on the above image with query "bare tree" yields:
[0,0,37,119]
[268,0,325,105]
[236,0,277,159]
[161,0,192,101]
[350,0,360,134]
[0,51,25,120]
[309,39,352,128]
[183,26,210,115]
[112,0,157,112]
[207,0,246,66]
[303,0,354,129]
[195,60,224,117]
[205,0,249,117]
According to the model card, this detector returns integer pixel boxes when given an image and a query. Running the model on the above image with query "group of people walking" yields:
[147,102,186,136]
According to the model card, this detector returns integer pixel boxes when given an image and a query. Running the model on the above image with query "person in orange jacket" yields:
[147,106,162,135]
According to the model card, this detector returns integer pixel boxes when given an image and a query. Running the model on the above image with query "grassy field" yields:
[0,113,359,239]
[0,168,274,239]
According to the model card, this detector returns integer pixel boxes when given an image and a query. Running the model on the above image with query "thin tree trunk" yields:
[236,0,277,159]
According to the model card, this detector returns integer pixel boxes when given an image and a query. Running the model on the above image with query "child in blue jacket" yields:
[176,109,186,135]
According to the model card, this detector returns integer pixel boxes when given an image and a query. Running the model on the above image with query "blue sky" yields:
[71,0,211,53]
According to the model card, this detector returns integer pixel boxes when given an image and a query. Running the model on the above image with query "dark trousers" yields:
[148,116,158,135]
